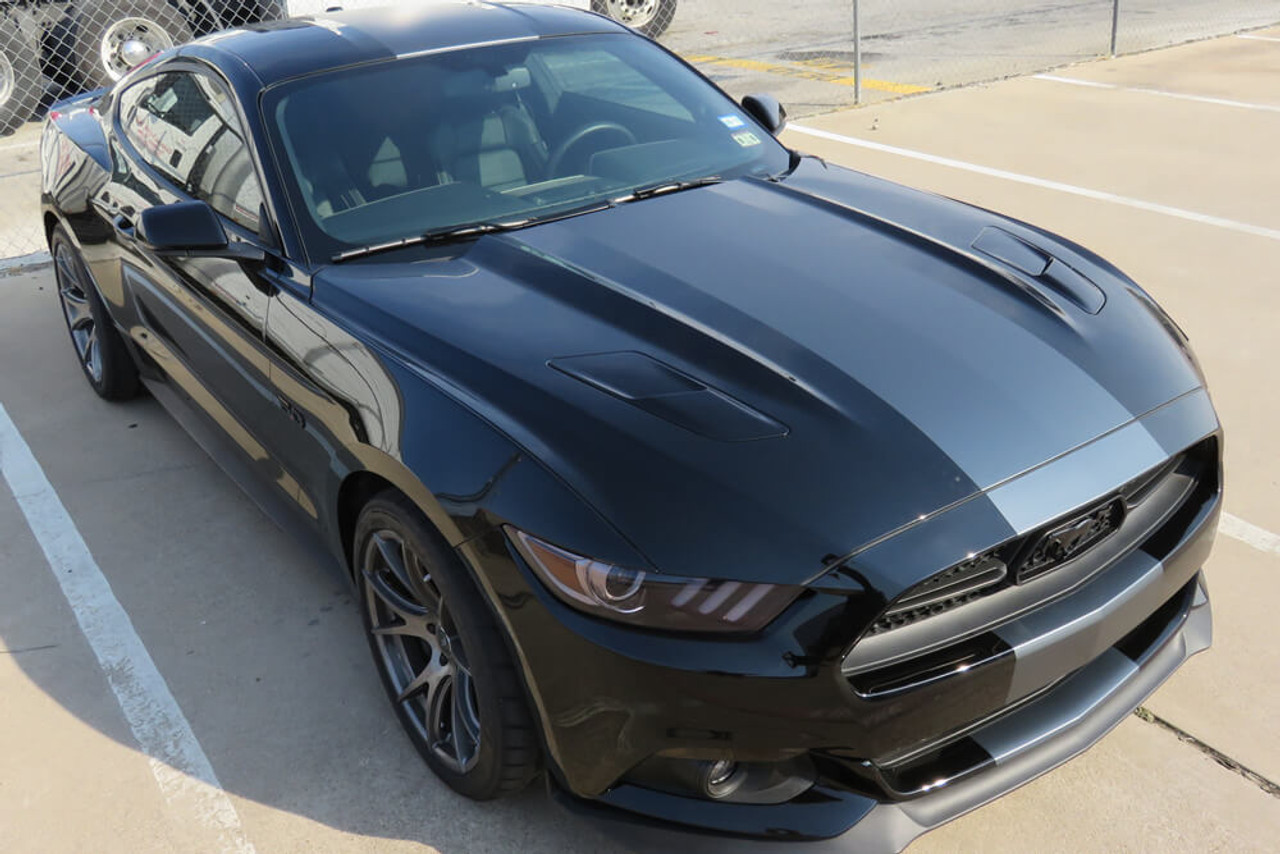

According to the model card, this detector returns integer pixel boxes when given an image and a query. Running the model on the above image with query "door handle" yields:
[275,393,307,428]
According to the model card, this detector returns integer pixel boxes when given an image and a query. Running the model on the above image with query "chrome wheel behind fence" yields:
[362,529,482,773]
[54,241,103,384]
[99,17,175,80]
[1,14,42,135]
[0,49,14,109]
[601,0,661,30]
[593,0,676,38]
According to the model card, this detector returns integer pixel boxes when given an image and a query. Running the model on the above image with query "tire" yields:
[51,226,141,401]
[354,492,541,800]
[71,0,194,90]
[591,0,677,39]
[41,15,82,104]
[0,16,41,136]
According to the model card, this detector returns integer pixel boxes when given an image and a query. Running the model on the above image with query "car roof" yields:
[186,1,627,86]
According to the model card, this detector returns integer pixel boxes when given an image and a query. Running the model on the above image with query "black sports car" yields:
[39,3,1221,851]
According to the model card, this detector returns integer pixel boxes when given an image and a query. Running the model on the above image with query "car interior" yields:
[271,36,772,251]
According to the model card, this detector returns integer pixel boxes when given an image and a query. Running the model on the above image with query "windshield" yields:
[265,33,791,262]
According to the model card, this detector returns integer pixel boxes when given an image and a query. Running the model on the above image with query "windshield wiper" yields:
[332,221,525,263]
[613,175,723,204]
[330,200,618,264]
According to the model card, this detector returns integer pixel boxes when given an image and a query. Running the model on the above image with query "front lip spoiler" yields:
[549,576,1212,853]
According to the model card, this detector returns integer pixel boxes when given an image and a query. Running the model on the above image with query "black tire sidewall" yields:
[72,0,195,90]
[353,494,534,800]
[50,226,140,401]
[0,17,41,136]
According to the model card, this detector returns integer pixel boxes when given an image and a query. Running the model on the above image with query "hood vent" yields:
[550,351,788,442]
[971,227,1105,314]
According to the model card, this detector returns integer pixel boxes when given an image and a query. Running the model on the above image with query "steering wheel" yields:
[546,122,639,176]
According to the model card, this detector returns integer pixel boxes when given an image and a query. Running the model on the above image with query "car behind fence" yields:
[2,0,1277,259]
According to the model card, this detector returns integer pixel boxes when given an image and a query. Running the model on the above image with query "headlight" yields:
[508,529,802,633]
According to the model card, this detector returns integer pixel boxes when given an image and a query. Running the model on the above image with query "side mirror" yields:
[741,94,787,135]
[137,200,265,262]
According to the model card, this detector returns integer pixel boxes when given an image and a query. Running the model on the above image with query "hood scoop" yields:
[971,227,1106,314]
[550,352,788,442]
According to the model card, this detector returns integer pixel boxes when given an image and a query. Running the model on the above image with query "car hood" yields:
[314,157,1203,590]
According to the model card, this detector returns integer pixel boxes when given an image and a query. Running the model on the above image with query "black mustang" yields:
[40,3,1221,850]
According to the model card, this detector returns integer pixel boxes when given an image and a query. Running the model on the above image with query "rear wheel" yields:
[592,0,678,38]
[0,16,41,136]
[71,0,194,89]
[354,492,540,799]
[51,226,140,401]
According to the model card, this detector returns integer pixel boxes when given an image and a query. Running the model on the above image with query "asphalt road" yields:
[3,19,1280,854]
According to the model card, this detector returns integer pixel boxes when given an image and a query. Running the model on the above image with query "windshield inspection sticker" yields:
[719,114,746,129]
[732,131,762,147]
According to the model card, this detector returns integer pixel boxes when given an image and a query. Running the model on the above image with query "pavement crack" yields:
[0,643,60,655]
[1135,706,1280,798]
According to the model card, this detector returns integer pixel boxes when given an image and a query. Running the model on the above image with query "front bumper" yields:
[551,575,1211,853]
[452,392,1220,849]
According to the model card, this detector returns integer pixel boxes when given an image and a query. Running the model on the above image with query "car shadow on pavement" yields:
[0,268,631,853]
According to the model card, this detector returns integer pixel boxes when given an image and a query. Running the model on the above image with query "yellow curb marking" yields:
[684,53,931,96]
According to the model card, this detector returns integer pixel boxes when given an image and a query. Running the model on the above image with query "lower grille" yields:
[865,577,1199,799]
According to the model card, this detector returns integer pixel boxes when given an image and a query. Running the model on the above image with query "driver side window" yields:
[120,70,263,232]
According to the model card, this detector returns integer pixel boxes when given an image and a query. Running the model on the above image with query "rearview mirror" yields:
[137,201,264,262]
[741,94,787,135]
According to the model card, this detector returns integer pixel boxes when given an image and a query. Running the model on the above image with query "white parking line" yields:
[1238,33,1280,43]
[1220,513,1280,558]
[787,123,1280,243]
[1034,74,1280,114]
[0,404,256,854]
[0,140,39,152]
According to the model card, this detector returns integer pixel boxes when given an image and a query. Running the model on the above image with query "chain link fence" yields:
[1,0,1277,259]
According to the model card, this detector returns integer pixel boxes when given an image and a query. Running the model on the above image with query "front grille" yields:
[866,442,1208,637]
[869,555,1008,635]
[1012,498,1124,583]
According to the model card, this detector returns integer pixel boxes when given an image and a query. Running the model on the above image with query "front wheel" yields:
[51,226,141,401]
[354,492,540,799]
[592,0,677,39]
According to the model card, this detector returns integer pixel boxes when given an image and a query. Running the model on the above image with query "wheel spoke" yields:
[63,302,89,331]
[451,673,482,764]
[55,252,77,286]
[373,532,415,592]
[443,626,471,676]
[370,618,429,640]
[399,656,451,706]
[364,567,430,624]
[83,332,101,380]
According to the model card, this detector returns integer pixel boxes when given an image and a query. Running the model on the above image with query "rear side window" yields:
[118,70,263,232]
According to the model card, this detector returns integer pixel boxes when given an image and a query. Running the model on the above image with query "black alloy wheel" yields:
[354,492,540,799]
[51,226,140,400]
